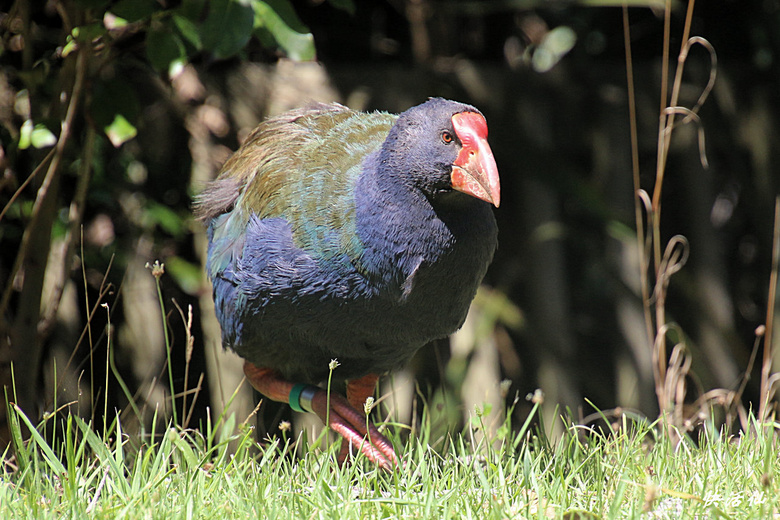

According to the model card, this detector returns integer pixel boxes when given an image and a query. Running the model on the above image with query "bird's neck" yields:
[354,153,476,276]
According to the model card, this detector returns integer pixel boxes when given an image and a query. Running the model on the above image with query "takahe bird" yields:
[195,98,500,470]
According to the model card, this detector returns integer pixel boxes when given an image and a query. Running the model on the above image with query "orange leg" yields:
[346,373,380,410]
[243,362,398,470]
[339,373,382,464]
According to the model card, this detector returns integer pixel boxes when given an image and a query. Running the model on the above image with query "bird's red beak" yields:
[450,111,501,207]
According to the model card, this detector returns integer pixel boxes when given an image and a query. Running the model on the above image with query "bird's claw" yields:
[309,390,398,471]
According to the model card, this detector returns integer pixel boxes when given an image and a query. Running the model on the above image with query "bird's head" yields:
[382,98,500,207]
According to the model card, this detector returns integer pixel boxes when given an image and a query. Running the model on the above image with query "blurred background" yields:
[1,0,779,448]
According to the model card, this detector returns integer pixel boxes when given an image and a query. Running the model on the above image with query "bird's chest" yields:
[357,206,496,342]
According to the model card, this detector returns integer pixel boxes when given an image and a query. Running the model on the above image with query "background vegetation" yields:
[1,0,779,464]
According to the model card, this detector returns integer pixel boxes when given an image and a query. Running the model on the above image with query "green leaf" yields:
[165,256,204,296]
[104,13,129,30]
[176,0,207,20]
[200,0,255,59]
[15,119,56,150]
[62,33,79,57]
[74,23,107,42]
[532,26,577,73]
[252,0,315,61]
[173,14,202,50]
[18,119,32,150]
[146,24,186,74]
[145,201,186,236]
[104,114,137,147]
[63,23,106,57]
[258,0,308,33]
[31,124,57,149]
[110,0,157,22]
[91,77,140,145]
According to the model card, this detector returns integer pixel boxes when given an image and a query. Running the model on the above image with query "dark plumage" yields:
[195,98,500,469]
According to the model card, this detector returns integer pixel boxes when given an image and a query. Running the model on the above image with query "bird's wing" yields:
[194,103,396,276]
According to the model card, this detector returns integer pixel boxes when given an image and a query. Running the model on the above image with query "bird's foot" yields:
[308,389,398,471]
[243,362,398,471]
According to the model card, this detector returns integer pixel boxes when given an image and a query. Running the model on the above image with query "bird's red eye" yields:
[441,131,454,144]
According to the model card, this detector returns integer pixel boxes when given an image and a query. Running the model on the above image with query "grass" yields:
[1,398,780,519]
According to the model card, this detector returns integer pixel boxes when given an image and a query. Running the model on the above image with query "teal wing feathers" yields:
[195,103,397,276]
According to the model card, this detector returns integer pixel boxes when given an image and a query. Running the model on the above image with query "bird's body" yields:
[196,98,500,469]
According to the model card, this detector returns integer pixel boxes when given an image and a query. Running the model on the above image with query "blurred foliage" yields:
[0,0,336,444]
[1,0,779,450]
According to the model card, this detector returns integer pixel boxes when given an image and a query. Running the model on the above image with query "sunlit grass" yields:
[2,396,779,519]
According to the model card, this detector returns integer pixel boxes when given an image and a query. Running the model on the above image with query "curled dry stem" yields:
[651,235,689,404]
[653,323,687,416]
[666,342,692,433]
[626,0,752,438]
[661,106,709,169]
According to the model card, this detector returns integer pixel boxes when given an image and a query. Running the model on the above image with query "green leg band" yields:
[289,384,318,413]
[289,384,308,413]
